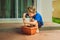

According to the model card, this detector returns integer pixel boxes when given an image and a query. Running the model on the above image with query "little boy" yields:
[23,6,43,33]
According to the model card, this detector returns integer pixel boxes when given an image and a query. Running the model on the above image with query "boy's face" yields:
[28,12,35,17]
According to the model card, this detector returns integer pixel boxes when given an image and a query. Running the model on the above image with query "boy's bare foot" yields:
[36,29,40,33]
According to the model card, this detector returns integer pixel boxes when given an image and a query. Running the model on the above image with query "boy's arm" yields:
[23,13,26,20]
[23,13,30,26]
[23,13,37,26]
[23,13,27,24]
[26,20,37,25]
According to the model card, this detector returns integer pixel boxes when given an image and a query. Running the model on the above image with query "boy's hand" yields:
[30,18,34,22]
[23,20,30,26]
[23,20,27,24]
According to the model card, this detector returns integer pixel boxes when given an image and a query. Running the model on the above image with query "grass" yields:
[52,17,60,24]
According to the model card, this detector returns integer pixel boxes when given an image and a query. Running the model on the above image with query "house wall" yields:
[37,0,52,23]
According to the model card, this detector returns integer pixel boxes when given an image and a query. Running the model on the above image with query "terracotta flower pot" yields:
[21,26,37,35]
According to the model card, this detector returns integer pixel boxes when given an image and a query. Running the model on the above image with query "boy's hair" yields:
[27,6,36,13]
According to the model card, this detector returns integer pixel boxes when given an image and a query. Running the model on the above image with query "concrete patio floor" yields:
[0,29,60,40]
[0,23,60,40]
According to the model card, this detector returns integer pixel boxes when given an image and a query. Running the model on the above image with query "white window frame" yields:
[0,0,37,23]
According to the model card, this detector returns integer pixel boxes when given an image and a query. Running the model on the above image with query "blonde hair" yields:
[27,6,36,13]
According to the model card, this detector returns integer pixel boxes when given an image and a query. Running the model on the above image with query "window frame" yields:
[0,0,37,23]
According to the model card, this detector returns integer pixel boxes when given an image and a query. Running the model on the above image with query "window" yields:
[0,0,15,18]
[0,0,36,18]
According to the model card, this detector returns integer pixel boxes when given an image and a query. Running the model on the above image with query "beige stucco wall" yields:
[37,0,52,22]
